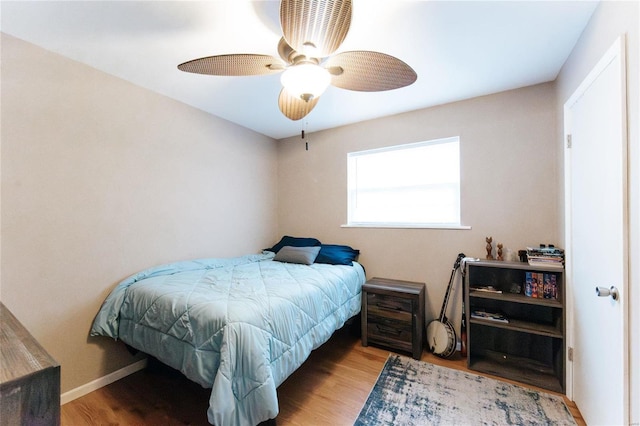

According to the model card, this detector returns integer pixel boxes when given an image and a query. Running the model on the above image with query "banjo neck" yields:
[438,253,465,322]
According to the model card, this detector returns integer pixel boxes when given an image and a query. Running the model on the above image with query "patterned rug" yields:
[355,354,576,425]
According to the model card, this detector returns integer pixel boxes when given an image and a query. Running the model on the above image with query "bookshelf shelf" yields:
[464,260,565,393]
[469,317,562,338]
[469,290,562,308]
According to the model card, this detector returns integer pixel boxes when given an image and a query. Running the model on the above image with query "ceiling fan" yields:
[177,0,417,121]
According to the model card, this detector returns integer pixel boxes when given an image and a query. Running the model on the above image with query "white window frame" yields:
[344,136,470,229]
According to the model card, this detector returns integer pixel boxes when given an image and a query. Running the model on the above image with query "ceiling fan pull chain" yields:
[302,122,309,151]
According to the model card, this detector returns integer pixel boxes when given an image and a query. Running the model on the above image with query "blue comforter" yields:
[90,252,365,425]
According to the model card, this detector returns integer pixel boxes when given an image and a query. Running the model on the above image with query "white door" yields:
[564,36,629,425]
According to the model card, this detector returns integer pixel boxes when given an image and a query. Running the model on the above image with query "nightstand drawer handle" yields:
[376,324,403,335]
[376,302,402,311]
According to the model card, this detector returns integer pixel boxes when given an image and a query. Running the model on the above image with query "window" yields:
[347,136,463,228]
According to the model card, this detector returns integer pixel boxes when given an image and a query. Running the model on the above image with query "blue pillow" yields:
[315,244,360,266]
[267,236,321,253]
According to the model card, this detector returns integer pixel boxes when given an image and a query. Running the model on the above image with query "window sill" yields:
[341,223,472,230]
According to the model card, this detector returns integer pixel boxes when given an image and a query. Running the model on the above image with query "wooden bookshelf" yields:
[464,260,565,393]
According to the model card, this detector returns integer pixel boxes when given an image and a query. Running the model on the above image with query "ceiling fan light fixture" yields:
[280,63,331,101]
[180,0,416,121]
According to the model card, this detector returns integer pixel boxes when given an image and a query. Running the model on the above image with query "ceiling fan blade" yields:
[278,88,320,120]
[280,0,352,58]
[325,51,417,91]
[178,54,285,76]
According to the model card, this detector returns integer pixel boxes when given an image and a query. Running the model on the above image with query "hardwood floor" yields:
[61,324,584,425]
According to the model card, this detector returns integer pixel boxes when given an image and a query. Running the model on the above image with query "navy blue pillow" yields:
[315,244,360,266]
[267,236,321,253]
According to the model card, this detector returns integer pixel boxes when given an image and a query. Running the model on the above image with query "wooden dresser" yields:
[361,277,426,360]
[0,302,60,426]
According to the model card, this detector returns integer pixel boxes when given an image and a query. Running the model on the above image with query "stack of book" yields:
[471,309,509,323]
[526,246,564,268]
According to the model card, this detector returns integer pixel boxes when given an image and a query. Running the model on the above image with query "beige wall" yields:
[278,83,559,326]
[0,34,279,393]
[555,1,639,421]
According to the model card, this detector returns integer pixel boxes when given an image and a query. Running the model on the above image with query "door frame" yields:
[563,34,629,420]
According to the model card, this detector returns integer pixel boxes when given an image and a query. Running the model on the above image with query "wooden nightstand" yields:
[361,277,425,360]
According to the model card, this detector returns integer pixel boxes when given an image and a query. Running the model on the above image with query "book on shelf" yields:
[525,271,558,299]
[471,309,509,323]
[527,256,564,267]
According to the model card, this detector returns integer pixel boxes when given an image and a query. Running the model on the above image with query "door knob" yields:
[596,286,619,301]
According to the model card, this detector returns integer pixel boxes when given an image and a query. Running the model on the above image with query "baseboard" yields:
[61,358,147,405]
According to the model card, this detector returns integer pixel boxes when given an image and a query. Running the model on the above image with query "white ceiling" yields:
[1,1,599,140]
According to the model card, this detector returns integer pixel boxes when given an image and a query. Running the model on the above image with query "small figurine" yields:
[497,243,504,261]
[486,237,494,259]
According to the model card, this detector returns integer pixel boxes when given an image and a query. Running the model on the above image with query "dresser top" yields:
[363,277,425,295]
[1,302,59,384]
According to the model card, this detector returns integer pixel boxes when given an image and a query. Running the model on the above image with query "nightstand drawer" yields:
[367,315,413,343]
[367,293,412,321]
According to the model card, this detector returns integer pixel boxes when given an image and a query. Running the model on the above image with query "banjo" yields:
[427,253,465,358]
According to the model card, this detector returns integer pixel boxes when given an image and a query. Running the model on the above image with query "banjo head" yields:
[426,319,457,358]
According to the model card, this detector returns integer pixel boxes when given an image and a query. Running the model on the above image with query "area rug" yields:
[354,354,576,425]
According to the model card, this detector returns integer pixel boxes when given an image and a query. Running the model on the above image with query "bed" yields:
[90,239,364,426]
